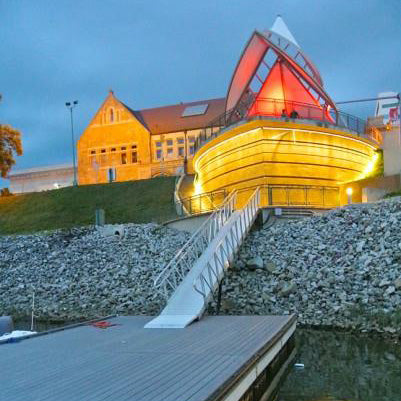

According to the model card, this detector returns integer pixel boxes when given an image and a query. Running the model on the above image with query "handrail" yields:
[153,190,238,300]
[194,98,378,153]
[179,184,339,212]
[193,187,261,299]
[177,189,227,216]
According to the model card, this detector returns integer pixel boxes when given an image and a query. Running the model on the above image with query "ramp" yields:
[145,188,260,328]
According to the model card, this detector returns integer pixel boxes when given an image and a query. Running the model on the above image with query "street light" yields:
[65,100,78,186]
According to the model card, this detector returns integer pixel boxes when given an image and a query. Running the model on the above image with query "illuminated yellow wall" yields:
[193,120,379,207]
[77,92,199,185]
[78,92,152,184]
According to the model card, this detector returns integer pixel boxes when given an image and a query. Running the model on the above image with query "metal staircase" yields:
[145,188,260,329]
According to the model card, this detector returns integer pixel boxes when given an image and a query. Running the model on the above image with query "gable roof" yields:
[133,97,226,135]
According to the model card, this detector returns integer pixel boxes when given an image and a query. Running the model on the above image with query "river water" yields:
[13,321,401,400]
[277,329,401,401]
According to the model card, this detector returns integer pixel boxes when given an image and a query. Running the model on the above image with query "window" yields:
[156,141,162,147]
[131,151,138,163]
[90,150,96,155]
[121,146,126,150]
[108,168,116,183]
[189,145,194,155]
[110,109,114,123]
[177,138,184,144]
[182,104,208,117]
[131,144,137,149]
[166,139,173,146]
[121,153,127,164]
[188,136,195,143]
[167,148,173,155]
[111,148,116,152]
[178,147,184,157]
[156,149,162,159]
[100,149,107,164]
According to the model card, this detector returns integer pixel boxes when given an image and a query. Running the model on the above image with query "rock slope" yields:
[221,197,401,336]
[0,224,189,320]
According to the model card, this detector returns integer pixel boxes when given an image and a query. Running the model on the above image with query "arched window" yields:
[110,108,114,123]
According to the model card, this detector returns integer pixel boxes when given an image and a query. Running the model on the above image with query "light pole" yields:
[65,100,78,186]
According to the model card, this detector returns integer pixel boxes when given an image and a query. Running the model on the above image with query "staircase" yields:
[145,188,260,329]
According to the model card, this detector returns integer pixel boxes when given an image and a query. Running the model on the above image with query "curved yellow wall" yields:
[193,120,379,207]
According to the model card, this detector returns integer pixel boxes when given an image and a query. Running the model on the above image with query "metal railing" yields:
[176,189,227,216]
[194,98,378,153]
[266,185,339,208]
[193,187,260,299]
[151,159,183,177]
[153,190,237,300]
[179,184,339,214]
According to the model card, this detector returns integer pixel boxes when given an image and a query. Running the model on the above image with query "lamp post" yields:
[65,100,78,186]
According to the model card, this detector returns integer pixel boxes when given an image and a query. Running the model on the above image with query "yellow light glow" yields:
[192,119,380,208]
[346,187,353,196]
[194,180,203,196]
[358,151,379,181]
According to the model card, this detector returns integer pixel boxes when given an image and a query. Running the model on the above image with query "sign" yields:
[389,106,400,126]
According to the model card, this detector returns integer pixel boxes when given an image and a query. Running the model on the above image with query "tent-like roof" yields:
[225,17,336,122]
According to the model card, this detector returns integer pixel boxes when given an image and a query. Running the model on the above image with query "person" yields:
[290,110,299,119]
[281,109,288,118]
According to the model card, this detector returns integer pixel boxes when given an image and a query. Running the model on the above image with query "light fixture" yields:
[346,187,353,205]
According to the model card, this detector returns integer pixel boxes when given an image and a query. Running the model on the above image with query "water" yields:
[277,329,401,401]
[12,320,401,400]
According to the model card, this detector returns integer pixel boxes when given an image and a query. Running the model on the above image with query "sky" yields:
[1,0,400,187]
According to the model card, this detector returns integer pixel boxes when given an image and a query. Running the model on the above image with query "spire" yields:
[270,15,299,48]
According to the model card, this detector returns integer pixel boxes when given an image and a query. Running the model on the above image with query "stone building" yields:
[77,91,224,185]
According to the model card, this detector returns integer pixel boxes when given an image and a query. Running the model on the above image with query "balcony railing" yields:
[177,184,340,215]
[176,189,227,216]
[194,98,379,153]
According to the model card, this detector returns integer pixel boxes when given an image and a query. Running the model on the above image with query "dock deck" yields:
[1,315,296,401]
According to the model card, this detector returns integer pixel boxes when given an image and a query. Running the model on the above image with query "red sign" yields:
[389,107,399,122]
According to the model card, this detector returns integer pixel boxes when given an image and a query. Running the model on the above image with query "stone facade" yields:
[77,91,225,185]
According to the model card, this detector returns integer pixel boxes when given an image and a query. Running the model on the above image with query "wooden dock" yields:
[1,315,296,401]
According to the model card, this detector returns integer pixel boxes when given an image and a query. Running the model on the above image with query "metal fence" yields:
[193,188,260,299]
[176,189,227,216]
[194,98,379,153]
[153,190,238,300]
[179,184,340,214]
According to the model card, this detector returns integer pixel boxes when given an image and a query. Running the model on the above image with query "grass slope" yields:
[0,177,177,235]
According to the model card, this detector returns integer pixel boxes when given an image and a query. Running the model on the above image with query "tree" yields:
[0,124,23,178]
[0,187,12,197]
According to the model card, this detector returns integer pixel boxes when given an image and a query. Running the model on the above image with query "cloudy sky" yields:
[1,0,400,186]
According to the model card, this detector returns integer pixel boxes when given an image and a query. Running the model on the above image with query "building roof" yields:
[8,164,74,177]
[134,97,226,135]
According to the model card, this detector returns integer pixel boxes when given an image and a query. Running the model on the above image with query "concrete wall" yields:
[340,174,401,204]
[9,166,74,194]
[382,129,401,176]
